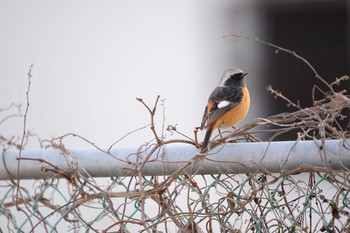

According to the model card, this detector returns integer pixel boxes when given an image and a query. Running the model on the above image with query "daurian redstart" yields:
[200,68,250,151]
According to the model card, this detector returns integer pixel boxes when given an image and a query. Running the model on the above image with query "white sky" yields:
[0,1,264,148]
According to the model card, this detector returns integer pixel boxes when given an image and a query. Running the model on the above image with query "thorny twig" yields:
[16,65,33,211]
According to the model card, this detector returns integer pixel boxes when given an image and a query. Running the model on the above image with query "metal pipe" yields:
[1,140,349,180]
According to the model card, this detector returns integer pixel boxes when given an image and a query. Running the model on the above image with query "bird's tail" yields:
[201,128,213,152]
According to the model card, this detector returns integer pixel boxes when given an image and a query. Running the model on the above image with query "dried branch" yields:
[137,95,162,144]
[16,64,33,210]
[224,33,335,93]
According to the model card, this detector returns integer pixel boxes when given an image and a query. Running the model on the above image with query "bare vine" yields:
[1,36,349,232]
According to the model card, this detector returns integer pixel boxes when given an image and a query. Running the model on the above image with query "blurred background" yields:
[1,0,349,148]
[1,1,350,232]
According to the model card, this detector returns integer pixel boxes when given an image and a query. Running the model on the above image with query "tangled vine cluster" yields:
[1,36,350,232]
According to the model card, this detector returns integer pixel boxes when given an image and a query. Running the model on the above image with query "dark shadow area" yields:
[262,0,350,140]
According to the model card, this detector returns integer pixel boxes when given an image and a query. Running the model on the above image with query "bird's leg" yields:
[228,126,237,143]
[218,129,223,138]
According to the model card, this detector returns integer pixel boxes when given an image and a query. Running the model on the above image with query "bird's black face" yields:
[225,72,248,87]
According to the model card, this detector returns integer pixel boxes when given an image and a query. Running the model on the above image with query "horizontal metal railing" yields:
[1,139,349,180]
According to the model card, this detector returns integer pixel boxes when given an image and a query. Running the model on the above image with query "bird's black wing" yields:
[201,86,243,129]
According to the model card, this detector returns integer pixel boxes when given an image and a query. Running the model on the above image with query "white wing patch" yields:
[217,100,231,109]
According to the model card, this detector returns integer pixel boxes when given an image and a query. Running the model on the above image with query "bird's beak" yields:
[242,73,248,77]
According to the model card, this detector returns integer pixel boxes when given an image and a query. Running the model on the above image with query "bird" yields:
[200,67,250,151]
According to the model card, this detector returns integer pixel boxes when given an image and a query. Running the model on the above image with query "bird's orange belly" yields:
[214,87,250,129]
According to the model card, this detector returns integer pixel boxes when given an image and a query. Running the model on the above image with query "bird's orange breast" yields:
[213,87,250,129]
